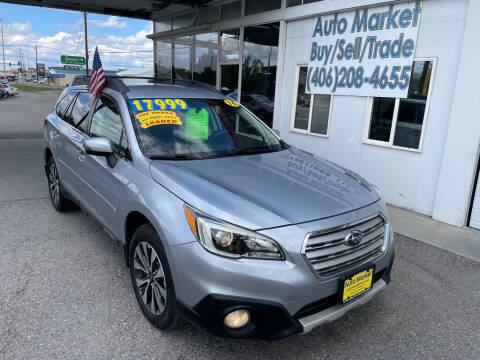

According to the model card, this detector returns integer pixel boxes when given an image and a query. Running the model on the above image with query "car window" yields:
[56,93,75,119]
[129,97,285,159]
[89,96,126,156]
[118,131,129,158]
[67,92,94,130]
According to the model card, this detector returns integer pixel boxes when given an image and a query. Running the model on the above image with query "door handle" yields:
[76,150,86,161]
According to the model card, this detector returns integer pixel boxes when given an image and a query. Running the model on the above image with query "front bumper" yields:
[175,256,393,339]
[168,202,394,339]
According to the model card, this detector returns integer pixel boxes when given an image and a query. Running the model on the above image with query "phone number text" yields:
[307,65,412,93]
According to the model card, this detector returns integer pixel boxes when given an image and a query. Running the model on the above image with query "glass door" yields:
[220,64,239,97]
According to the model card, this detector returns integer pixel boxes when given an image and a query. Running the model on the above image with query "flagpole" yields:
[84,12,89,76]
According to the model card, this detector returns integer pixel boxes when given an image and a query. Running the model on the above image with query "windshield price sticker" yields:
[224,99,240,107]
[307,2,421,98]
[185,108,209,139]
[129,98,189,113]
[136,110,182,129]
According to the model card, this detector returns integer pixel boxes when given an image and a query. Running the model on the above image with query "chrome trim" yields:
[300,212,388,280]
[299,279,387,334]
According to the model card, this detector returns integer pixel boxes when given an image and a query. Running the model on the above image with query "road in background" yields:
[0,90,479,359]
[0,90,61,139]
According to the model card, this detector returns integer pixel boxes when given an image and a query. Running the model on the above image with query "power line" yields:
[4,43,152,54]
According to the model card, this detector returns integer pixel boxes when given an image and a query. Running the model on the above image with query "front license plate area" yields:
[341,268,374,303]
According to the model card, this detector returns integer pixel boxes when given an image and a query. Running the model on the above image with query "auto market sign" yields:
[307,2,421,98]
[61,55,86,66]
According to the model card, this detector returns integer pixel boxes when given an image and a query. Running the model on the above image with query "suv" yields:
[43,78,394,340]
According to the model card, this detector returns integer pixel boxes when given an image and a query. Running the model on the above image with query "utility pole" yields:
[1,18,6,81]
[83,12,89,76]
[19,47,23,80]
[35,45,39,81]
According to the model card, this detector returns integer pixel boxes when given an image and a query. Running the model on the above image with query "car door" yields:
[76,94,131,237]
[50,91,77,191]
[59,91,94,201]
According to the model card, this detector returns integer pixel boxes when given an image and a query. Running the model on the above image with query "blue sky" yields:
[0,3,153,71]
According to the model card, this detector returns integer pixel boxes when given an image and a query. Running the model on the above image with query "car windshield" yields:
[129,97,287,160]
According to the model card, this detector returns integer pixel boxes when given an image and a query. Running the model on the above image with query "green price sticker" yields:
[185,108,209,139]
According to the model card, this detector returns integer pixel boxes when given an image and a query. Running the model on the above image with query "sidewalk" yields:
[388,204,480,262]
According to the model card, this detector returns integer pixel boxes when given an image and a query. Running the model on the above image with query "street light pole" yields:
[1,18,6,81]
[35,45,39,81]
[83,12,89,76]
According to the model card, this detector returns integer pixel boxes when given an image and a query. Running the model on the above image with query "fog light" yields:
[224,309,250,329]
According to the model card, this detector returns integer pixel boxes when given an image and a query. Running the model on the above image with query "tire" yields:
[129,224,179,330]
[46,156,76,212]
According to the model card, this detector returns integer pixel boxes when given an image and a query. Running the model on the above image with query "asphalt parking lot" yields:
[1,91,479,359]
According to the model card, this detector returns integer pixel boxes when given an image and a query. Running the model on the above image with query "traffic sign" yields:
[64,65,80,70]
[61,55,86,65]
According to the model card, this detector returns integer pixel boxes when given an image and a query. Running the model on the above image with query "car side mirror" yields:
[84,137,114,156]
[83,137,117,168]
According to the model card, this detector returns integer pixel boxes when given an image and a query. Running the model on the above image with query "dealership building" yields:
[140,0,480,231]
[7,0,480,231]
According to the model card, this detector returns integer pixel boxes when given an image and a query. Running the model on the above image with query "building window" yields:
[219,29,240,62]
[245,0,281,15]
[287,0,322,6]
[291,64,332,136]
[241,23,279,127]
[363,59,435,151]
[194,33,218,86]
[221,1,241,20]
[155,40,172,79]
[173,36,193,80]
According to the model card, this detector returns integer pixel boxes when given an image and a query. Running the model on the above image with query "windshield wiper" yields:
[149,154,197,160]
[211,146,281,158]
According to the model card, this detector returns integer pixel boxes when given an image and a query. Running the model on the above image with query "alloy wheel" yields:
[133,241,167,315]
[48,162,60,205]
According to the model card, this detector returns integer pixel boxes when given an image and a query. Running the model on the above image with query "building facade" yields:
[46,67,118,87]
[147,0,480,230]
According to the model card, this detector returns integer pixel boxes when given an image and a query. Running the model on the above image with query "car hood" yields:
[149,147,379,230]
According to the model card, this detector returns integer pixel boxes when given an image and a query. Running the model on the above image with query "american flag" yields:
[90,47,105,98]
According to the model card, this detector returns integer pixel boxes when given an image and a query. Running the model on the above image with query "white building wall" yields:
[432,0,480,227]
[274,0,469,220]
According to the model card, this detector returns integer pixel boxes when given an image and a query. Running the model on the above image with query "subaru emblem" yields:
[345,231,363,246]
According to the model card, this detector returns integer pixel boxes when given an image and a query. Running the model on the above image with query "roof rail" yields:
[71,75,223,95]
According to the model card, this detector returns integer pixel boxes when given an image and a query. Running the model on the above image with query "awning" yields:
[0,0,212,20]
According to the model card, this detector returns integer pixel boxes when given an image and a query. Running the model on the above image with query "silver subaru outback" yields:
[43,77,394,340]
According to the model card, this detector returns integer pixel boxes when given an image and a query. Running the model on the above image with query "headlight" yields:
[184,205,284,260]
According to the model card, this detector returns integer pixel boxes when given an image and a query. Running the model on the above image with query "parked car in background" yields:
[1,83,18,97]
[0,84,6,98]
[43,78,394,340]
[227,91,274,127]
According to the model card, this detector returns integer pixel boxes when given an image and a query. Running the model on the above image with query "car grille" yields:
[302,215,387,277]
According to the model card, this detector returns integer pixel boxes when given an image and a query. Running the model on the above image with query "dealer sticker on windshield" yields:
[136,110,182,128]
[224,98,240,107]
[129,98,189,112]
[129,98,189,129]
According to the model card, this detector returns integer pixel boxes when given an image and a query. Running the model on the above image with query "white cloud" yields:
[6,21,32,33]
[2,20,153,71]
[58,19,83,31]
[89,16,127,29]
